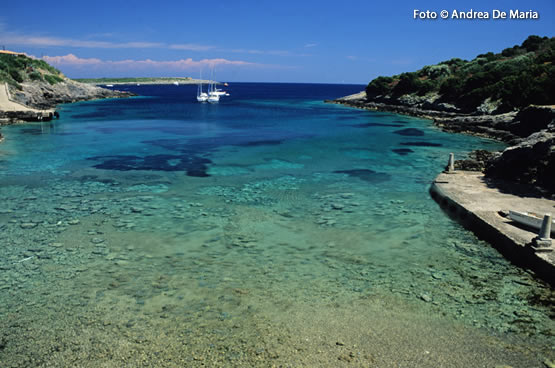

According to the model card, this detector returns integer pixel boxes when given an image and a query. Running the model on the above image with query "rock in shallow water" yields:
[331,203,345,210]
[20,222,37,229]
[333,169,391,183]
[91,237,105,244]
[393,128,425,136]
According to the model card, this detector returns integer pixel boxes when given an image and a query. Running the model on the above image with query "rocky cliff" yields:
[0,53,132,124]
[8,79,131,110]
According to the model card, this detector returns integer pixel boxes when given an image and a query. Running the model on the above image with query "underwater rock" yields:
[334,169,391,183]
[431,272,443,280]
[88,154,212,177]
[400,141,443,147]
[331,203,345,210]
[20,222,37,229]
[235,139,284,147]
[350,122,404,128]
[394,128,425,136]
[392,148,414,156]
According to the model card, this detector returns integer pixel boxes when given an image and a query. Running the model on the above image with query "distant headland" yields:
[74,77,212,86]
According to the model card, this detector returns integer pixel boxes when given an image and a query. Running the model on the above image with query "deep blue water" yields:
[0,83,552,367]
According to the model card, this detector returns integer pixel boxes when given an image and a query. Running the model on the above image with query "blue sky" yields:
[1,0,553,83]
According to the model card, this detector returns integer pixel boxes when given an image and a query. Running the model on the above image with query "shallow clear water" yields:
[0,83,553,367]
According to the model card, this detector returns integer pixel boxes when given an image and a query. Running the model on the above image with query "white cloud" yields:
[43,54,102,65]
[2,35,163,49]
[169,43,216,51]
[0,31,297,56]
[304,43,318,48]
[42,54,261,70]
[0,28,306,60]
[227,48,293,56]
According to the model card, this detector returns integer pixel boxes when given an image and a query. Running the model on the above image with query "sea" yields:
[0,83,553,367]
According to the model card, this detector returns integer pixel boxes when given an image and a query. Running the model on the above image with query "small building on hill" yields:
[0,50,25,56]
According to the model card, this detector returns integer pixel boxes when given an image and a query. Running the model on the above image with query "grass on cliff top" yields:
[0,54,65,89]
[366,35,555,113]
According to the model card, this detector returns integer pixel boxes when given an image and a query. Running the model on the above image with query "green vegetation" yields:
[0,53,64,89]
[44,74,64,85]
[74,77,193,84]
[365,35,555,112]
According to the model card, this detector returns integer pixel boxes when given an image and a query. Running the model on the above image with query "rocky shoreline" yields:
[327,93,555,197]
[326,95,517,142]
[0,79,134,126]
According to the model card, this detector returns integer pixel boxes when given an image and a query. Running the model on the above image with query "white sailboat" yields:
[196,71,208,102]
[210,87,230,97]
[207,68,220,103]
[207,68,231,102]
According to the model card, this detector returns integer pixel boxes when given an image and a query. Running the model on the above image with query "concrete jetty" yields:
[430,170,555,285]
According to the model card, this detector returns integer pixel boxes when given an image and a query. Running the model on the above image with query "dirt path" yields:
[0,83,45,112]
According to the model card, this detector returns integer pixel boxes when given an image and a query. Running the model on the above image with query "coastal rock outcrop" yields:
[332,89,555,196]
[330,35,554,144]
[0,52,133,125]
[328,93,520,142]
[504,105,555,138]
[9,80,132,110]
[485,110,555,196]
[453,150,497,172]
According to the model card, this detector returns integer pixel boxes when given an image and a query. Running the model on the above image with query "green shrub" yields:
[365,35,554,111]
[476,52,498,62]
[8,68,23,83]
[29,71,42,81]
[419,64,451,79]
[522,35,546,52]
[440,58,466,67]
[44,74,64,85]
[392,73,419,96]
[366,76,394,97]
[30,59,61,75]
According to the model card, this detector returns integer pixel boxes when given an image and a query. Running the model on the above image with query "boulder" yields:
[485,121,555,196]
[454,150,498,171]
[503,105,555,138]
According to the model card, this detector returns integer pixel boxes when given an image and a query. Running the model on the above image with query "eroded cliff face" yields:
[8,79,132,109]
[485,107,555,196]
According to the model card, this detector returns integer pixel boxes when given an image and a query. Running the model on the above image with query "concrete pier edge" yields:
[430,172,555,286]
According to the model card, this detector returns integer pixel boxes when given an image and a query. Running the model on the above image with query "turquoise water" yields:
[0,83,553,367]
